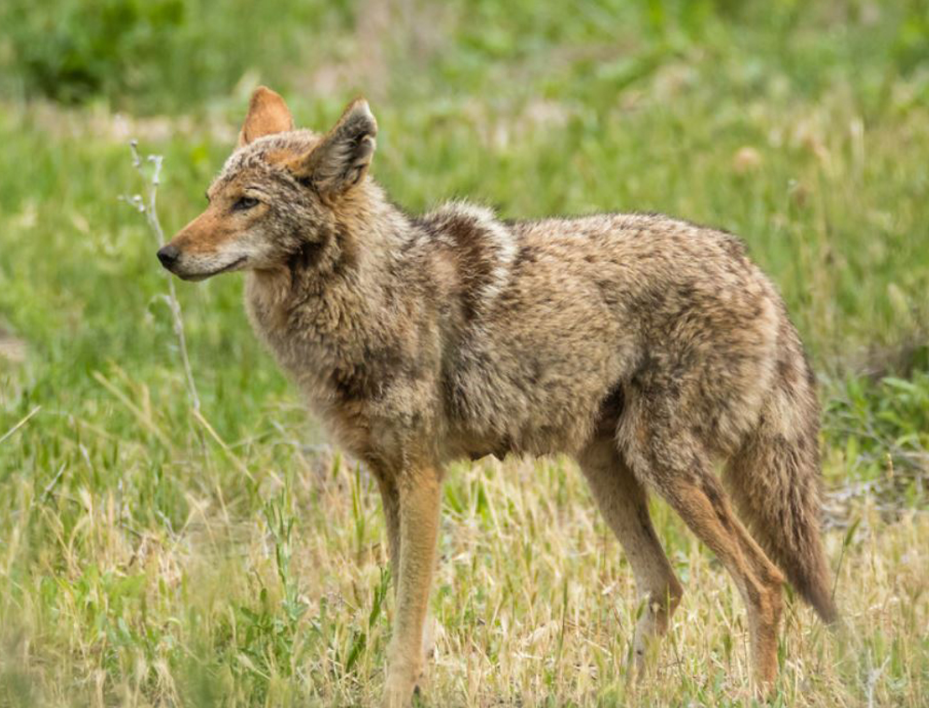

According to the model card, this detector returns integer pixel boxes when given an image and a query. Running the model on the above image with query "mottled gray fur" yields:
[161,88,837,707]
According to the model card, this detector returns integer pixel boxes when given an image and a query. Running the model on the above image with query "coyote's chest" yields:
[244,270,440,462]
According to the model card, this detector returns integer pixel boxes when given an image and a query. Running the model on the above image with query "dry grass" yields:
[1,437,925,707]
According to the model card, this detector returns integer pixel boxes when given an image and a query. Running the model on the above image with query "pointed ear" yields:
[238,87,294,148]
[291,98,377,196]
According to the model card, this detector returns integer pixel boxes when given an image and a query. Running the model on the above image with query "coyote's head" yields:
[158,87,377,281]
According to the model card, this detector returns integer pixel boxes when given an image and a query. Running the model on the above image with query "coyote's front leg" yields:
[383,465,442,708]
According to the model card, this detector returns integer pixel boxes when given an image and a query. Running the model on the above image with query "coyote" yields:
[159,87,837,706]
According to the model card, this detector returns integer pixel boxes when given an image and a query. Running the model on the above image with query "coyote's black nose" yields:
[157,245,179,268]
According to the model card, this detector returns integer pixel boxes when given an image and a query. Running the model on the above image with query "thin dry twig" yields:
[125,141,201,412]
[0,405,41,447]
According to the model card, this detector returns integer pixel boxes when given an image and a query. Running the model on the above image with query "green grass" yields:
[1,1,928,705]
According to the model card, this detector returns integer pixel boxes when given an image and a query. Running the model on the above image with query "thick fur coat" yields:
[160,88,836,707]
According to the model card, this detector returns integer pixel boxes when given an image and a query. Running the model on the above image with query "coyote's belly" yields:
[443,348,623,459]
[440,281,637,458]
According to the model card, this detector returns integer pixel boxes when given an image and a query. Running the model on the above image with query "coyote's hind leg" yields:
[624,423,785,687]
[578,435,683,672]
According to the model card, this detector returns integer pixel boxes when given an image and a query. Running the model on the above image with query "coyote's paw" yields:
[382,673,416,708]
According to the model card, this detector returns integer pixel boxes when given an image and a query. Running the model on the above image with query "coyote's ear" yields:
[291,99,377,196]
[238,87,294,148]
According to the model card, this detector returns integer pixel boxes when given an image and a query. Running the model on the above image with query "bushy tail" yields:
[725,400,838,623]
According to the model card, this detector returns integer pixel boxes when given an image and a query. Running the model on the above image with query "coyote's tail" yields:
[725,391,839,624]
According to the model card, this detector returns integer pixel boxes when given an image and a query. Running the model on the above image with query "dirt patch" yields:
[0,328,25,363]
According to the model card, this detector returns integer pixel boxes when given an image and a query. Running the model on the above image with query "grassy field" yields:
[1,1,928,706]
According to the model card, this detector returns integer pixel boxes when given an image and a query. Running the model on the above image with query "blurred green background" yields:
[0,1,927,706]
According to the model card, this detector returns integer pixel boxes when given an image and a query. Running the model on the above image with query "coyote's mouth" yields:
[179,256,248,281]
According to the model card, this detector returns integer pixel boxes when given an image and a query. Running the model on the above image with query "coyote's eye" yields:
[233,196,259,212]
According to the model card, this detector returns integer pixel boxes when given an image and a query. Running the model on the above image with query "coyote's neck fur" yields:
[245,182,404,342]
[242,184,530,466]
[244,185,408,391]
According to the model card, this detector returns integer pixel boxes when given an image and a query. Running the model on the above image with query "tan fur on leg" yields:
[578,436,683,673]
[374,473,401,586]
[374,470,438,683]
[657,473,784,688]
[383,467,442,708]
